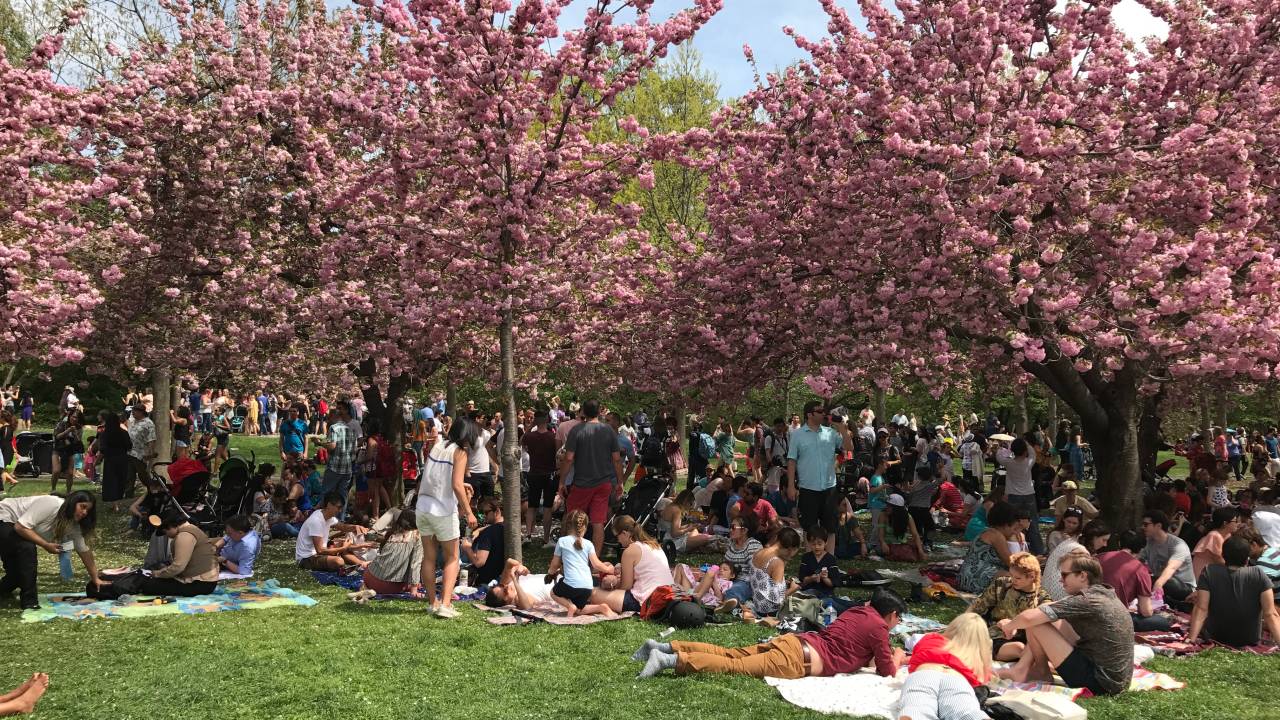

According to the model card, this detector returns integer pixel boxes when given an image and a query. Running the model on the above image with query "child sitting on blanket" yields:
[673,561,737,608]
[546,510,616,618]
[799,527,842,596]
[898,613,993,720]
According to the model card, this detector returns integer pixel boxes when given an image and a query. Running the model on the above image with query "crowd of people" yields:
[6,386,1280,719]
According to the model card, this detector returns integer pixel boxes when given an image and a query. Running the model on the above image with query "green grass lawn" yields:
[0,434,1273,719]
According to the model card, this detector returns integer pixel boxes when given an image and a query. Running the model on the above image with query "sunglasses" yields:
[1059,570,1080,580]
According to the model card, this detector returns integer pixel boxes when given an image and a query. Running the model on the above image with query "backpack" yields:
[639,432,669,470]
[697,433,715,462]
[639,585,676,620]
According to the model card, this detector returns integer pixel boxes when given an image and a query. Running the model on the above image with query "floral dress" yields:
[957,537,1005,594]
[749,556,786,615]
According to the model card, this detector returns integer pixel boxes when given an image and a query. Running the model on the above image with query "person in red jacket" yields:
[899,613,993,720]
[632,590,908,679]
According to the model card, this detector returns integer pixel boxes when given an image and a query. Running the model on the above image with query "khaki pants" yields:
[673,634,807,679]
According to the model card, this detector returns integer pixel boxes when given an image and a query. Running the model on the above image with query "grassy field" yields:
[0,433,1271,719]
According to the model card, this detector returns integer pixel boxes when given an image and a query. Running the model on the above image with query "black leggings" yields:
[136,577,218,597]
[0,522,39,607]
[100,453,130,502]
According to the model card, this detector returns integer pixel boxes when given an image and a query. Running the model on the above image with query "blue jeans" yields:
[322,469,353,520]
[724,578,752,604]
[1007,493,1044,555]
[271,521,301,538]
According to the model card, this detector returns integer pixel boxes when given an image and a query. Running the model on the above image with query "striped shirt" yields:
[723,537,762,576]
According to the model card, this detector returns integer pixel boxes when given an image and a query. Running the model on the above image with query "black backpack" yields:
[639,432,669,471]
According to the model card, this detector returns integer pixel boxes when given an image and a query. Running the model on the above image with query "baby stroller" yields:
[14,431,54,477]
[230,404,248,434]
[203,454,260,535]
[602,473,674,561]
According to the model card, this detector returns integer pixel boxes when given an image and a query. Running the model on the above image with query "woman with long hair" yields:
[897,613,993,720]
[1047,506,1084,553]
[659,490,724,554]
[746,526,802,616]
[96,411,133,507]
[0,409,15,470]
[415,415,479,618]
[958,501,1021,594]
[350,508,424,602]
[50,409,84,494]
[592,514,676,614]
[0,490,104,609]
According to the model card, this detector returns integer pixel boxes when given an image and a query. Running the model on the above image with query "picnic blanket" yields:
[309,571,486,601]
[890,613,945,640]
[481,599,635,626]
[1133,609,1280,656]
[20,579,316,623]
[765,668,906,719]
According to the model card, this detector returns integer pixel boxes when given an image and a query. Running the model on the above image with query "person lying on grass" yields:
[483,558,556,610]
[546,509,616,618]
[633,589,907,679]
[897,613,993,720]
[0,673,48,717]
[295,492,372,572]
[996,554,1134,696]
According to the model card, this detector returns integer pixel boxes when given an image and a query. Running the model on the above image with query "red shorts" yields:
[566,483,613,524]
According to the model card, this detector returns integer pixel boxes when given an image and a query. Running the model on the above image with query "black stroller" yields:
[13,432,54,477]
[602,472,674,561]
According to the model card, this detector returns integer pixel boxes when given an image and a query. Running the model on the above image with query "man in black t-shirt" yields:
[1187,535,1280,647]
[468,498,507,586]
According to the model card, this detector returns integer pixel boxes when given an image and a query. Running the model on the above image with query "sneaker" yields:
[434,605,460,619]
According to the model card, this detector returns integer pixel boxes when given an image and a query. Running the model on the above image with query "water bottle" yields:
[59,541,74,581]
[823,605,836,627]
[659,626,676,638]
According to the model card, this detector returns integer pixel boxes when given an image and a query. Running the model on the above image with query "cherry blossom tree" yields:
[681,0,1280,526]
[337,0,722,558]
[0,9,106,366]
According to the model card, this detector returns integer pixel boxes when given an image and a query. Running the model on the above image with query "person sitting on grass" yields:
[593,515,676,614]
[1186,535,1280,648]
[897,613,994,720]
[351,507,423,602]
[673,561,738,610]
[798,526,841,597]
[268,488,304,539]
[632,589,908,680]
[128,475,169,533]
[484,558,556,610]
[466,497,507,586]
[131,511,221,596]
[1141,509,1197,610]
[1192,506,1241,579]
[660,490,725,554]
[996,555,1134,696]
[1238,526,1280,588]
[878,494,927,563]
[1097,530,1172,631]
[0,673,48,717]
[1046,506,1084,553]
[966,551,1049,661]
[213,514,260,578]
[546,509,616,618]
[730,482,782,543]
[294,492,372,571]
[720,516,762,605]
[957,501,1020,594]
[745,526,803,617]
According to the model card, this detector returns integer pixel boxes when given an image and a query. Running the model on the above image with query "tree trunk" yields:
[357,358,416,506]
[1048,393,1058,437]
[1015,386,1029,434]
[152,367,173,462]
[873,386,887,424]
[498,309,523,562]
[1,364,14,388]
[446,369,457,419]
[1214,385,1228,430]
[1137,389,1165,479]
[1199,389,1213,453]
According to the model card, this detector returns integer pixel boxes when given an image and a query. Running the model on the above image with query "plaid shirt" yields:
[325,422,357,476]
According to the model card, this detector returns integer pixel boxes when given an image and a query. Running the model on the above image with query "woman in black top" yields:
[97,411,133,504]
[51,409,85,494]
[0,409,15,469]
[170,406,193,448]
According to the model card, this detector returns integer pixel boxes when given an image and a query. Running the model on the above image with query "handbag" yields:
[987,690,1086,720]
[776,592,824,631]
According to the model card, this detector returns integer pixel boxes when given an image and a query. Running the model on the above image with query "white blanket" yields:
[765,668,908,719]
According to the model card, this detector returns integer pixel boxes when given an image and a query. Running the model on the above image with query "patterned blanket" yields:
[1134,610,1280,656]
[481,600,635,626]
[20,579,316,623]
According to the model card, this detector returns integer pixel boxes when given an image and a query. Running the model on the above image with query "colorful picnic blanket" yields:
[481,600,635,626]
[890,613,946,640]
[309,571,486,601]
[1134,610,1280,656]
[20,579,316,623]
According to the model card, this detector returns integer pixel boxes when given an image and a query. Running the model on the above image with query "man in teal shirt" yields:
[787,400,854,554]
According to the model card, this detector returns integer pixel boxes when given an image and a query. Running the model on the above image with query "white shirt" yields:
[495,428,530,473]
[467,429,493,474]
[0,495,88,552]
[295,510,337,561]
[1253,508,1280,547]
[516,574,554,604]
[418,441,460,516]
